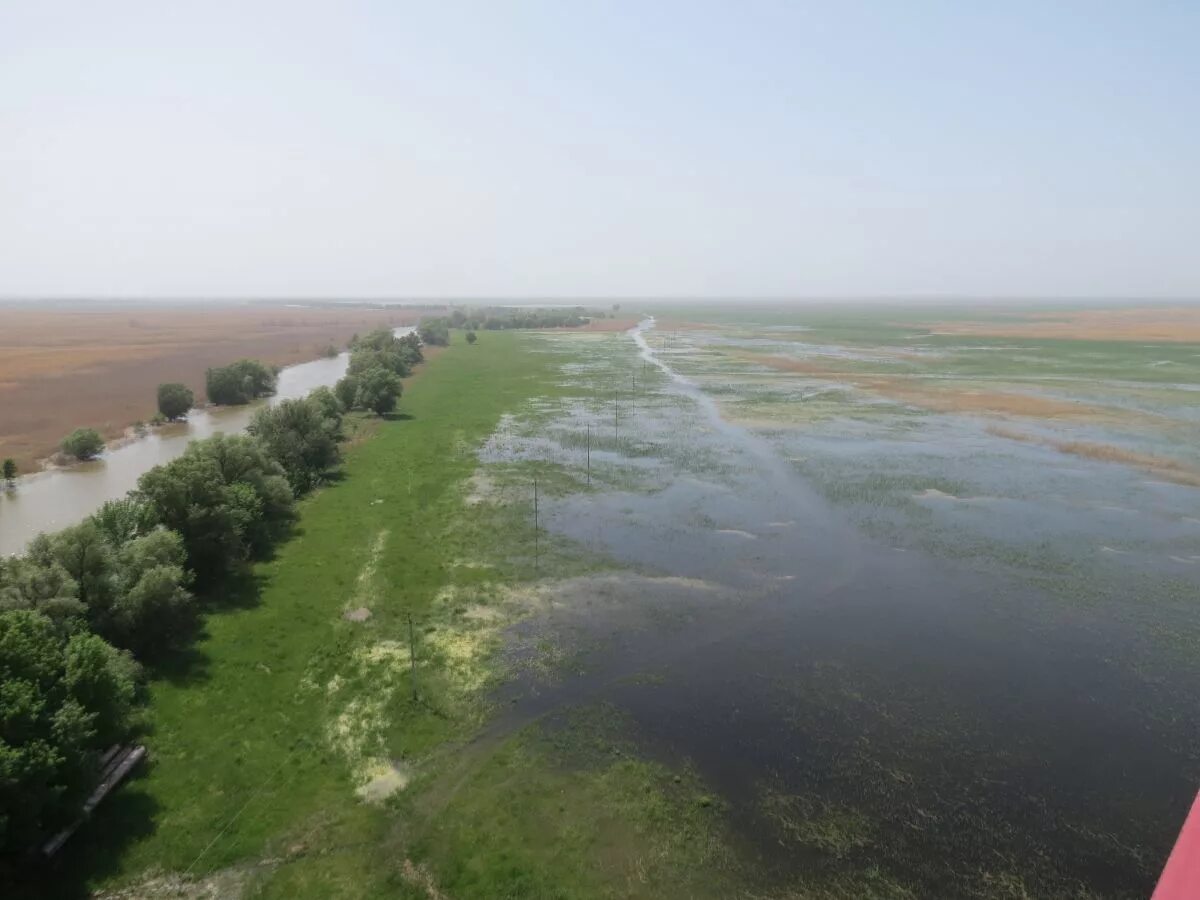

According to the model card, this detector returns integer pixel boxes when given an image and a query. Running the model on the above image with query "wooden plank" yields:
[41,745,146,858]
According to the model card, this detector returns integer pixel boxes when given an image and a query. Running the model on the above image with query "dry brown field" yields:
[0,302,440,471]
[928,305,1200,342]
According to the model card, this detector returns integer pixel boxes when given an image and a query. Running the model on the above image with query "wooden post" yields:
[533,476,539,571]
[586,424,591,486]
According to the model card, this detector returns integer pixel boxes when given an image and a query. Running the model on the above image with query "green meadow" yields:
[44,331,734,899]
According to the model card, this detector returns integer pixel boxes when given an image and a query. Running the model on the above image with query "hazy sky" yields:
[1,1,1197,299]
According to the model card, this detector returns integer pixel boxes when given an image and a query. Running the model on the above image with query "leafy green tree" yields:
[90,498,156,546]
[348,348,411,379]
[20,522,193,657]
[334,374,360,412]
[0,609,137,855]
[61,428,105,461]
[1,459,15,486]
[37,523,113,612]
[346,329,421,379]
[156,383,194,421]
[205,359,277,405]
[248,396,342,494]
[104,529,193,656]
[0,554,84,630]
[399,331,424,364]
[307,386,344,425]
[354,328,399,352]
[355,367,403,416]
[136,435,294,581]
[418,318,450,346]
[465,331,477,344]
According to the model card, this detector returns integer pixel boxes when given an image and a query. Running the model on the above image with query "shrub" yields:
[156,383,194,420]
[61,428,105,461]
[418,319,450,346]
[248,396,342,494]
[205,360,277,405]
[466,331,477,344]
[334,374,360,412]
[354,367,403,416]
[136,435,295,582]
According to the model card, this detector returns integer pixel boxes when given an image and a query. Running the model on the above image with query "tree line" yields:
[334,328,425,416]
[0,336,426,862]
[444,307,594,331]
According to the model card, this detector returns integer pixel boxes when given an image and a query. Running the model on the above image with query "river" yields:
[0,328,412,556]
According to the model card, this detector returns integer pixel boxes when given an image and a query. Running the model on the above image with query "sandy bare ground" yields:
[0,303,440,471]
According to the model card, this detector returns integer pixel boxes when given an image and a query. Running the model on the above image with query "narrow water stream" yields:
[0,328,413,556]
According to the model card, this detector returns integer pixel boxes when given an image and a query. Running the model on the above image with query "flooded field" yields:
[466,309,1200,898]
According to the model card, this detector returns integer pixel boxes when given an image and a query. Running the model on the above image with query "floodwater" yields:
[0,328,413,556]
[481,320,1200,897]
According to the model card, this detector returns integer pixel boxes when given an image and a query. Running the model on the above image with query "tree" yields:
[0,553,84,630]
[399,331,424,364]
[248,396,342,495]
[465,331,477,345]
[205,359,277,405]
[1,458,15,486]
[61,428,105,461]
[345,329,421,380]
[348,348,411,379]
[0,609,137,855]
[90,498,156,546]
[104,529,194,657]
[136,435,294,582]
[308,386,344,425]
[418,319,450,346]
[36,523,113,613]
[156,383,194,421]
[334,374,360,412]
[354,367,403,416]
[29,520,194,657]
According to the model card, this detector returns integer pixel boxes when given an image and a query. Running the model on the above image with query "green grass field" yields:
[45,331,733,899]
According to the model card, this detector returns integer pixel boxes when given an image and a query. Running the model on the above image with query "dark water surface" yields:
[487,323,1199,897]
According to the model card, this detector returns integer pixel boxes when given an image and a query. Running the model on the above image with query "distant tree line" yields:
[0,335,428,863]
[442,307,594,331]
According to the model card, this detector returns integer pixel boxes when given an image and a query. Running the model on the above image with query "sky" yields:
[1,1,1197,300]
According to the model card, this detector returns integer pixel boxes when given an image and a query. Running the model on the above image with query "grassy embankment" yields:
[48,330,732,899]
